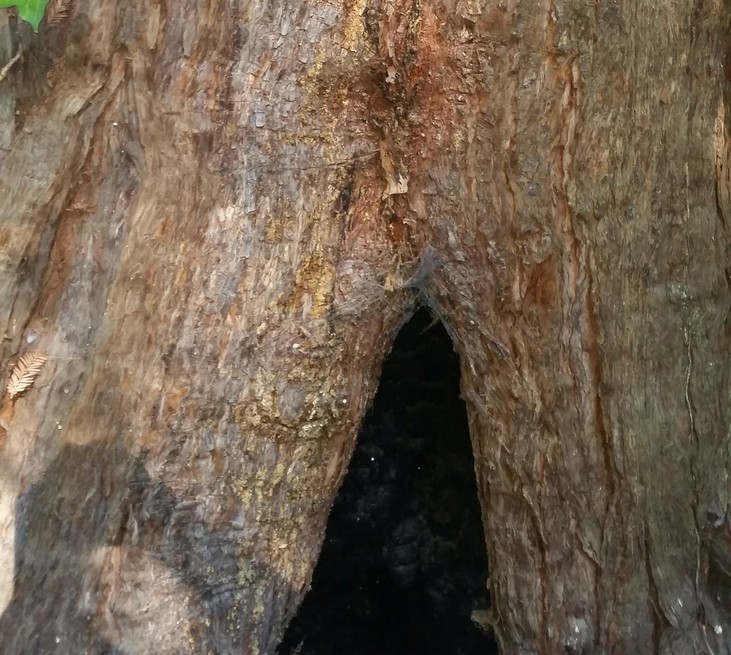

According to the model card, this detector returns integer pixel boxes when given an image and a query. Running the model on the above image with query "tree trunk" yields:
[0,1,729,653]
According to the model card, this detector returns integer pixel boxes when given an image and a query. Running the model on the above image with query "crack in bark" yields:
[644,518,664,654]
[684,327,704,609]
[22,54,130,342]
[714,99,730,234]
[520,483,550,653]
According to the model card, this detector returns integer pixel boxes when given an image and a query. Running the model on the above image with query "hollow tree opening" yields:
[278,308,499,655]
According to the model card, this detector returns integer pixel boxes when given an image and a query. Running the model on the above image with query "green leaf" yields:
[0,0,50,32]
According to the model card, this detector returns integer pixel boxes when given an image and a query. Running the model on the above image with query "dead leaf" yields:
[5,351,48,401]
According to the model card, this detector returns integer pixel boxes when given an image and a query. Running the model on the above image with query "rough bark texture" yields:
[0,1,729,654]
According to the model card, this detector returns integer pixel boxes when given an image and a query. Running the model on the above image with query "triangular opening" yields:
[279,308,499,655]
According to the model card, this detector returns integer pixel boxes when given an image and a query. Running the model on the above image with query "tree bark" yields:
[0,1,729,653]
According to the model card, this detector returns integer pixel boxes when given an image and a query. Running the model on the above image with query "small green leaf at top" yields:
[0,0,50,32]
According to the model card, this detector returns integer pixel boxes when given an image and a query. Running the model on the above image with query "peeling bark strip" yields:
[0,1,729,654]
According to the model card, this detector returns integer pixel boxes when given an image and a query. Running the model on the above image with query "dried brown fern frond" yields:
[5,351,48,401]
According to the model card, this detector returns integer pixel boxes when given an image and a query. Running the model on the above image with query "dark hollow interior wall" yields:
[279,308,498,655]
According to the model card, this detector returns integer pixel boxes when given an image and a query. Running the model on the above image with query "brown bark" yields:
[0,1,729,653]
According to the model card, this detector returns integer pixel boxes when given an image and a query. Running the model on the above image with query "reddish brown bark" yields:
[0,1,729,653]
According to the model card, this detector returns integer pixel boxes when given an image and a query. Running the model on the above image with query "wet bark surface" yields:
[0,1,729,653]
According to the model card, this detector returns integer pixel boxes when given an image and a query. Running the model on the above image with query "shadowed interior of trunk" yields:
[278,308,499,655]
